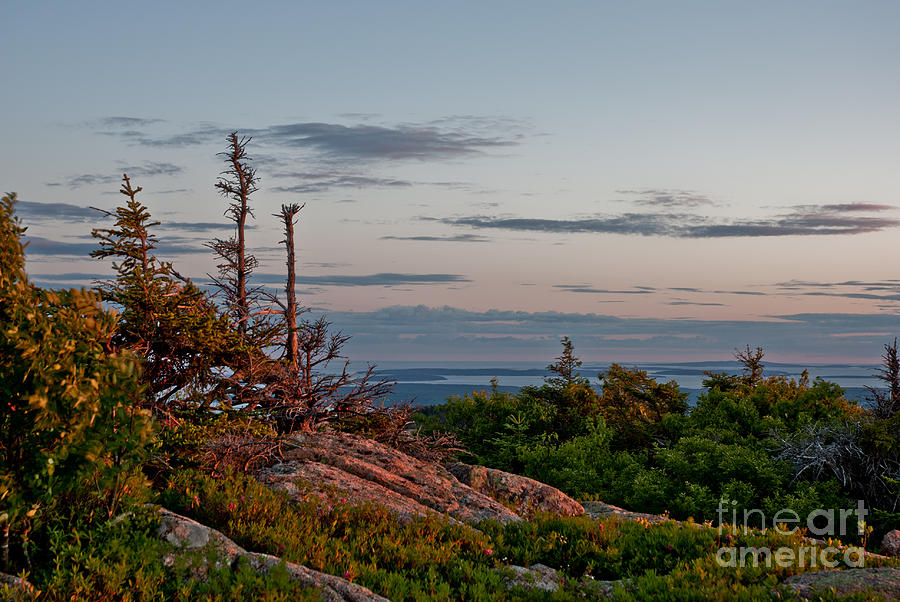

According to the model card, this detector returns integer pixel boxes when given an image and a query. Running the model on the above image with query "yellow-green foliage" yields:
[32,505,321,601]
[424,342,869,529]
[161,470,512,601]
[0,192,153,568]
[159,470,900,601]
[157,410,276,452]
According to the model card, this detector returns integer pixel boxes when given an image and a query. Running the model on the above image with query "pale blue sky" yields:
[2,1,899,362]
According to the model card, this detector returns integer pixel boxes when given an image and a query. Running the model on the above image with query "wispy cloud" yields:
[381,234,489,243]
[786,203,895,213]
[648,280,900,306]
[29,272,109,288]
[776,279,900,289]
[22,235,207,258]
[157,221,252,232]
[802,291,900,301]
[269,172,413,194]
[441,203,900,238]
[618,189,717,208]
[716,290,767,296]
[88,116,518,194]
[95,117,524,162]
[15,200,108,222]
[46,162,183,188]
[290,273,470,287]
[198,272,471,287]
[97,116,164,128]
[773,279,900,303]
[668,300,726,306]
[555,285,655,294]
[257,122,517,160]
[30,272,108,281]
[338,112,381,121]
[22,237,99,256]
[146,241,211,255]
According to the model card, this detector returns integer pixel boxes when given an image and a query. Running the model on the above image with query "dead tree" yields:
[775,421,900,512]
[208,132,259,336]
[204,133,286,410]
[268,315,395,432]
[266,203,395,431]
[201,134,402,432]
[276,203,305,367]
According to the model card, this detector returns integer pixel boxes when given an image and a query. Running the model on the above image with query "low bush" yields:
[1,192,154,575]
[421,340,869,536]
[159,470,510,601]
[30,505,320,601]
[154,470,899,601]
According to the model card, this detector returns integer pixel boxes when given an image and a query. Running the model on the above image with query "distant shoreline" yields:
[362,361,880,407]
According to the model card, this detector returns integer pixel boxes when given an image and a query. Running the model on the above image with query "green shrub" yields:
[159,470,511,601]
[516,417,613,499]
[485,512,899,600]
[33,505,320,600]
[424,388,558,472]
[0,192,153,572]
[597,363,689,450]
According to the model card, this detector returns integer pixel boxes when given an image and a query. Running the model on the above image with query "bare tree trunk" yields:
[232,139,250,334]
[278,203,304,367]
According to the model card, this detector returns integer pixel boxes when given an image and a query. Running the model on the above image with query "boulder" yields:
[158,507,244,571]
[261,460,450,524]
[882,530,900,557]
[503,563,561,592]
[584,579,624,598]
[501,564,625,597]
[257,431,521,525]
[448,463,583,518]
[157,507,388,602]
[582,501,668,524]
[782,567,900,600]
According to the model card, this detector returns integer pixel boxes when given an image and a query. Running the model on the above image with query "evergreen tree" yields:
[92,175,244,410]
[208,133,260,337]
[546,336,586,388]
[735,345,766,387]
[868,338,900,418]
[598,363,688,449]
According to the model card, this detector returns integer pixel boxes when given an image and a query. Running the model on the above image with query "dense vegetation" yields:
[3,135,900,600]
[419,339,900,539]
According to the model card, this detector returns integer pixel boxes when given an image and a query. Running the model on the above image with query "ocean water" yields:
[358,361,881,407]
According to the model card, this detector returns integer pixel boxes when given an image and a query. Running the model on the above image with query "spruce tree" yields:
[546,336,586,388]
[92,175,243,410]
[209,133,260,337]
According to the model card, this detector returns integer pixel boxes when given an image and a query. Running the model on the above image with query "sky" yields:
[2,0,899,364]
